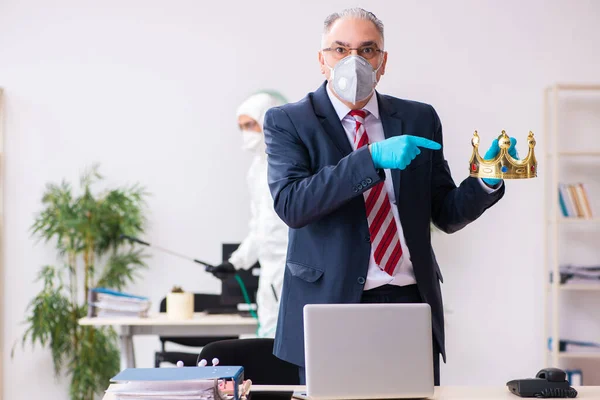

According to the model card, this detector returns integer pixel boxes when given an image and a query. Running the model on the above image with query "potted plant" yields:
[14,165,150,400]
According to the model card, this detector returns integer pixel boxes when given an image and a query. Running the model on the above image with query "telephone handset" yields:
[506,367,578,398]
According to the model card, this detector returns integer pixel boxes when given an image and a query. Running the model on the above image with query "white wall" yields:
[1,0,600,398]
[0,89,5,398]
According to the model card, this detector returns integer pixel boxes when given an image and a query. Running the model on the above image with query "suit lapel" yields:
[312,81,353,157]
[377,93,403,201]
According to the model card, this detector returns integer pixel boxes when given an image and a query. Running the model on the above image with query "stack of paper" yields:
[558,265,600,286]
[88,287,151,318]
[548,338,600,353]
[107,380,219,400]
[106,366,249,400]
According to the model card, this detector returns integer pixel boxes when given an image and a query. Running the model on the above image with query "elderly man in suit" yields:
[263,7,516,385]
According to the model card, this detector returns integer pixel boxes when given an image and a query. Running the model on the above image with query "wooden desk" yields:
[79,313,258,370]
[102,385,600,399]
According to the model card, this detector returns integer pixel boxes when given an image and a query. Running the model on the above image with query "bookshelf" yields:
[543,84,600,374]
[557,353,600,360]
[548,151,600,156]
[560,285,600,292]
[547,284,600,292]
[557,217,600,223]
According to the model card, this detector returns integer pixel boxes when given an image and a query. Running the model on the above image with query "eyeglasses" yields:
[322,44,383,60]
[239,120,259,131]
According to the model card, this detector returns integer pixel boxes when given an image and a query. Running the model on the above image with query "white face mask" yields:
[325,55,382,104]
[241,130,265,154]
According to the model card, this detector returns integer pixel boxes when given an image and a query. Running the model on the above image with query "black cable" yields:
[535,387,578,398]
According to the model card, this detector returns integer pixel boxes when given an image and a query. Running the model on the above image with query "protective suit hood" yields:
[236,91,287,129]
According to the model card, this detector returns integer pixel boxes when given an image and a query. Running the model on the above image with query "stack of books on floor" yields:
[88,287,151,318]
[105,366,250,400]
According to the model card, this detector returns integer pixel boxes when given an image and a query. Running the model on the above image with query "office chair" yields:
[154,293,238,367]
[197,338,299,385]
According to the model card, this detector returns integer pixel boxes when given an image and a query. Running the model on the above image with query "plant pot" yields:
[166,292,194,320]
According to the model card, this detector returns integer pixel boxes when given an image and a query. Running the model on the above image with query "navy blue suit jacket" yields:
[263,82,504,367]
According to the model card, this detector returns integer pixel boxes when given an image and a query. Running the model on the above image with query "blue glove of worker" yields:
[482,137,519,186]
[369,135,442,170]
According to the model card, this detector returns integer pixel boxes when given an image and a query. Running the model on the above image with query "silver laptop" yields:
[298,303,434,399]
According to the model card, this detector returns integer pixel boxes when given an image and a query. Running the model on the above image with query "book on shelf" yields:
[558,183,594,218]
[87,287,151,318]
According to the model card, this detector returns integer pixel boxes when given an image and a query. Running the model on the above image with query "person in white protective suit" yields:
[208,91,289,338]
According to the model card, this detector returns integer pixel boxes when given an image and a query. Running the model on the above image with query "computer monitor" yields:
[220,243,259,310]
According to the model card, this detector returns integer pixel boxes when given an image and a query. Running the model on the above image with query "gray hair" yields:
[322,8,384,46]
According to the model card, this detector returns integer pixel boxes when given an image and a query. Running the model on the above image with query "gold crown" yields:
[469,130,537,180]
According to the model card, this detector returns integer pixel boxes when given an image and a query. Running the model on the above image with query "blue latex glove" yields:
[482,137,519,186]
[369,135,442,170]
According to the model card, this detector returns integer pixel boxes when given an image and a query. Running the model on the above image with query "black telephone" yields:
[506,368,578,398]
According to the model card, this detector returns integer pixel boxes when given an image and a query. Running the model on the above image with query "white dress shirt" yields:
[326,84,416,289]
[325,84,500,291]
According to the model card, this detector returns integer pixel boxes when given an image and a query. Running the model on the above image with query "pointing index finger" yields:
[409,135,442,150]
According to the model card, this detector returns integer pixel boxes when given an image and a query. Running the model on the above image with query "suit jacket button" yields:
[357,277,366,284]
[366,177,373,184]
[361,180,368,187]
[365,235,370,243]
[353,186,359,193]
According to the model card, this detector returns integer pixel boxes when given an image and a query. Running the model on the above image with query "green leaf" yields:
[69,326,119,400]
[20,267,73,376]
[96,248,148,290]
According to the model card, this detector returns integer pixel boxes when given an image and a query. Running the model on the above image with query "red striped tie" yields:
[349,109,403,275]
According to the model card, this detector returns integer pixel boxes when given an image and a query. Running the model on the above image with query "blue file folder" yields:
[111,366,245,400]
